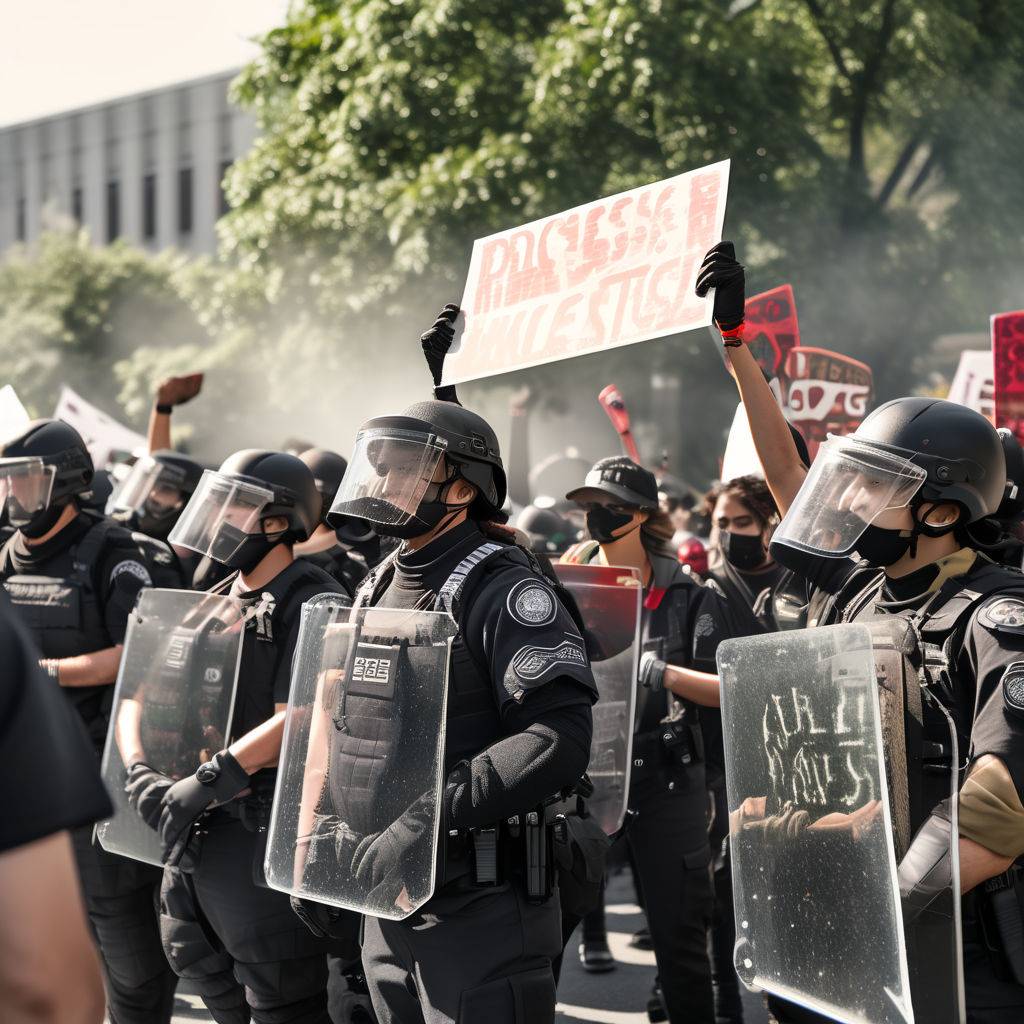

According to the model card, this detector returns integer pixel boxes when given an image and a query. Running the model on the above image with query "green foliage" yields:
[3,1,1022,483]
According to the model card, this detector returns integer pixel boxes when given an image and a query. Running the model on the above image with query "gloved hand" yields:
[695,241,746,333]
[125,761,174,830]
[351,793,435,893]
[638,651,667,691]
[290,895,359,944]
[158,750,250,863]
[420,304,460,387]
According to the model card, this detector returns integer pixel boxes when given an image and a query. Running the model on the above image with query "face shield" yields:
[0,457,57,527]
[772,435,927,558]
[107,455,188,521]
[168,470,275,564]
[329,427,447,529]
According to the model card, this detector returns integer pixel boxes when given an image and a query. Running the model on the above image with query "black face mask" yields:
[209,522,287,573]
[373,473,465,541]
[586,506,638,544]
[134,497,180,540]
[720,530,767,572]
[853,524,913,568]
[15,499,69,539]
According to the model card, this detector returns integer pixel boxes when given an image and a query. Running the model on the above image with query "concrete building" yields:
[0,69,256,257]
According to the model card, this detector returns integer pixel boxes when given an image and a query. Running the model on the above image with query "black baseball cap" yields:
[566,456,660,510]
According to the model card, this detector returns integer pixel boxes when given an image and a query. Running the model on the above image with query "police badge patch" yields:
[694,613,716,639]
[507,580,557,627]
[511,639,588,681]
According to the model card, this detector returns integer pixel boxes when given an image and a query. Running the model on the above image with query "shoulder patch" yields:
[109,559,152,587]
[978,596,1024,634]
[506,579,557,627]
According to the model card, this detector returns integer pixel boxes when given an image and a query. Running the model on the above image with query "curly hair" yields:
[703,475,779,530]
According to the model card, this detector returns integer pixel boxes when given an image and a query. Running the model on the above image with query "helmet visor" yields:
[329,428,446,528]
[108,456,188,518]
[0,457,56,526]
[772,435,927,557]
[168,470,274,559]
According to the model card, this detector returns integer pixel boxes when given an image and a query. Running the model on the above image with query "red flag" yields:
[783,347,873,458]
[744,284,800,379]
[992,310,1024,445]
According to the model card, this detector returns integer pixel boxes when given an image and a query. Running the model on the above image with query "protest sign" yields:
[992,311,1024,445]
[442,160,730,384]
[947,350,994,421]
[783,347,873,457]
[744,283,800,380]
[54,386,147,469]
[0,385,30,442]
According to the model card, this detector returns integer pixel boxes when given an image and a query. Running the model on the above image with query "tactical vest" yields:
[351,538,585,772]
[829,557,1024,856]
[0,513,133,746]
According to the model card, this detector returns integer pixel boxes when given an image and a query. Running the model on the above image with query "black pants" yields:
[71,823,178,1024]
[160,813,335,1024]
[627,767,715,1024]
[709,781,744,1020]
[362,878,562,1023]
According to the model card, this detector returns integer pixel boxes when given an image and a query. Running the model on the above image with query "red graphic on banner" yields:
[993,310,1024,445]
[783,347,873,458]
[744,284,800,379]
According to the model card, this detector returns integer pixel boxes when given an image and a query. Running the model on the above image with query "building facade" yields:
[0,70,256,257]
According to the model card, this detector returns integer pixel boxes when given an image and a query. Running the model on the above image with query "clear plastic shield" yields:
[554,563,642,835]
[97,589,245,865]
[718,623,915,1024]
[264,598,457,921]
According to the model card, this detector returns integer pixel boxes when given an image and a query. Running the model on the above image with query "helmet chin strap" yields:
[908,500,959,558]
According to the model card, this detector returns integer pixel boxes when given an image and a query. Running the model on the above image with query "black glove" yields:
[158,750,250,863]
[351,793,435,893]
[289,895,360,947]
[695,241,746,332]
[125,762,174,830]
[638,651,667,691]
[420,304,460,388]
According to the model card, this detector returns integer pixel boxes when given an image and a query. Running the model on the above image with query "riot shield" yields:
[718,623,916,1024]
[97,589,244,865]
[264,597,457,921]
[554,563,642,836]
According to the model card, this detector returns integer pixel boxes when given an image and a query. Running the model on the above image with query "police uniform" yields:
[0,508,179,1024]
[767,547,1024,1023]
[298,530,369,597]
[351,520,597,1024]
[158,558,350,1024]
[564,539,729,1024]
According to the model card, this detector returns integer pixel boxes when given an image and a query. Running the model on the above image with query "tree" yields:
[219,0,1024,482]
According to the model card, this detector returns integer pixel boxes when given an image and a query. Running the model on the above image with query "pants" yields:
[627,767,715,1024]
[71,823,178,1024]
[362,878,563,1023]
[709,781,743,1020]
[160,813,336,1024]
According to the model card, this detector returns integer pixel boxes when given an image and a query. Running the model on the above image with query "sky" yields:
[0,0,290,127]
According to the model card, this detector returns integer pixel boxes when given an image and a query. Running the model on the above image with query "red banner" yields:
[744,284,800,379]
[783,347,873,457]
[993,310,1024,445]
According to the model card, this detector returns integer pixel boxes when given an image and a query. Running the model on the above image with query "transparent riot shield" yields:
[97,589,244,866]
[264,597,457,921]
[718,623,916,1024]
[554,563,642,835]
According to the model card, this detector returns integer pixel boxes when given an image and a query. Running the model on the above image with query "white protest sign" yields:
[0,385,30,443]
[54,386,146,468]
[720,401,763,483]
[443,160,730,384]
[947,350,994,420]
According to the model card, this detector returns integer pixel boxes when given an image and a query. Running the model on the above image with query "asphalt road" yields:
[166,870,769,1024]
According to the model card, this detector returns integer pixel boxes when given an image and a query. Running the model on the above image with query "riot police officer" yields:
[967,428,1024,569]
[293,446,370,595]
[319,392,598,1024]
[699,241,1024,1022]
[126,449,350,1024]
[0,418,178,1024]
[563,455,735,1024]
